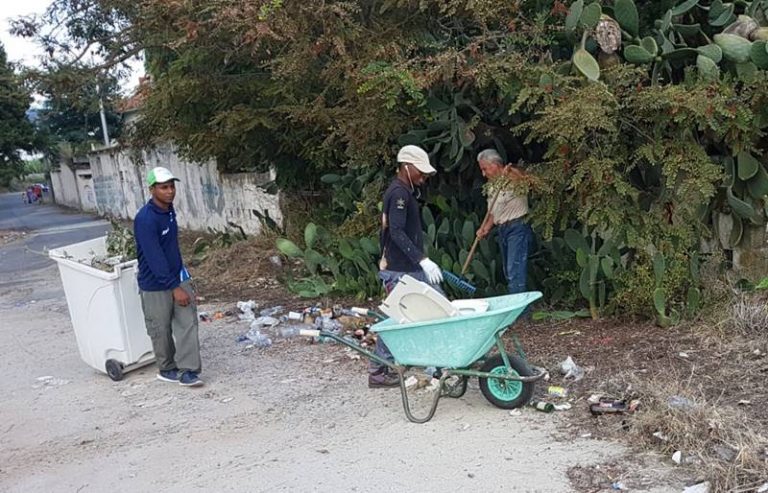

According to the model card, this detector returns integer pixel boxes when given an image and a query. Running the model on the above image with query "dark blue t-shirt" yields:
[380,178,424,272]
[134,200,184,291]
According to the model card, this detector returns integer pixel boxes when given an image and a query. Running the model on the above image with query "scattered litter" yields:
[580,433,592,438]
[260,306,284,317]
[424,366,437,377]
[461,423,471,431]
[672,450,682,465]
[559,356,584,381]
[611,482,627,490]
[756,482,768,493]
[652,431,669,442]
[220,397,234,403]
[33,376,70,388]
[285,311,303,321]
[269,255,282,268]
[237,300,258,321]
[316,449,330,454]
[754,349,763,356]
[682,481,711,493]
[199,311,210,322]
[547,385,568,398]
[405,376,419,390]
[553,403,572,411]
[251,316,280,329]
[532,401,554,412]
[587,394,601,404]
[589,399,632,415]
[509,409,522,417]
[557,329,582,336]
[667,395,694,410]
[425,378,440,392]
[237,327,272,348]
[678,352,689,359]
[713,444,738,463]
[737,399,752,406]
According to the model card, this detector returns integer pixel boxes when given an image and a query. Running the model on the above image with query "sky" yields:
[0,0,143,94]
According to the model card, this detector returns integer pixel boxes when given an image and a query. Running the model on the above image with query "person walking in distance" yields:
[134,167,203,387]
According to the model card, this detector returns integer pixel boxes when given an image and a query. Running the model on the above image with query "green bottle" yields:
[532,401,554,413]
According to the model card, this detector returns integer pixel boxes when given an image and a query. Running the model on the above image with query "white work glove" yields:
[419,258,443,285]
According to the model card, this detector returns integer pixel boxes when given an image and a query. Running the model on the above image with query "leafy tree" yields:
[0,43,38,187]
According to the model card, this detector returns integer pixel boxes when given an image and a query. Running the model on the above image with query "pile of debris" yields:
[200,301,379,350]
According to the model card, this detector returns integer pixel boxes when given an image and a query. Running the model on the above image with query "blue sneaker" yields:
[179,371,203,387]
[156,369,181,383]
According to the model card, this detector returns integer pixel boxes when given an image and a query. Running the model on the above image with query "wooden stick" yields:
[461,187,502,275]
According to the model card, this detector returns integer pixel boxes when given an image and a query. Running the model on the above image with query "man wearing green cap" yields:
[134,167,203,387]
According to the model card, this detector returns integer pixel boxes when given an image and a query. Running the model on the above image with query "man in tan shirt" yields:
[475,149,533,294]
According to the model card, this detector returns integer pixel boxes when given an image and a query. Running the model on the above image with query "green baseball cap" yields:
[147,167,179,186]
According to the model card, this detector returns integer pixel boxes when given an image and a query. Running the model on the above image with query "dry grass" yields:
[729,295,768,336]
[625,367,768,491]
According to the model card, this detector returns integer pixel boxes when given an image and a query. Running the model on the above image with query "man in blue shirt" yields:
[369,145,444,388]
[134,167,203,387]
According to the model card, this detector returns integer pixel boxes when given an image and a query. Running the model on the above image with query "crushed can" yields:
[547,385,568,398]
[589,399,628,415]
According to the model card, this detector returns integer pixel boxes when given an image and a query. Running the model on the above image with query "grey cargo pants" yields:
[140,280,202,373]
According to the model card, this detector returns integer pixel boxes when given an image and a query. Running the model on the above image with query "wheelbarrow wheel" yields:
[478,355,533,409]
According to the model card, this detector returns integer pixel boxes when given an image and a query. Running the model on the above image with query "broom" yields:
[461,187,502,277]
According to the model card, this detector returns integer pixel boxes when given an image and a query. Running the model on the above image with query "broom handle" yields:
[461,188,502,276]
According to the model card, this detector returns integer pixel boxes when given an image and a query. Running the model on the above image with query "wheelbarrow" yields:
[299,291,546,423]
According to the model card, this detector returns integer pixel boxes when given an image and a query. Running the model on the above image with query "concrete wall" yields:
[50,163,81,209]
[87,144,281,235]
[75,168,97,211]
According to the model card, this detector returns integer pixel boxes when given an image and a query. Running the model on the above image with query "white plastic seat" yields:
[378,275,459,323]
[450,299,490,315]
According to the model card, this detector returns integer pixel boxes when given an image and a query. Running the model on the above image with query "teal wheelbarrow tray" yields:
[300,291,546,423]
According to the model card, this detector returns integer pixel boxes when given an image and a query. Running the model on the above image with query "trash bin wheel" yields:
[105,359,124,381]
[478,354,534,409]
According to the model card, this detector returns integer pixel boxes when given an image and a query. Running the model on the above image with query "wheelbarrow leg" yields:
[397,369,447,424]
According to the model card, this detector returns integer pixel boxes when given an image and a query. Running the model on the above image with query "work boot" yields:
[368,372,400,389]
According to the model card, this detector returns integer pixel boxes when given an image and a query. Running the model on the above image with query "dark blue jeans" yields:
[369,270,443,375]
[497,219,533,294]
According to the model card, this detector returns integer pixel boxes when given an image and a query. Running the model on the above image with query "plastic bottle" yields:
[280,326,303,338]
[245,328,272,348]
[259,306,284,317]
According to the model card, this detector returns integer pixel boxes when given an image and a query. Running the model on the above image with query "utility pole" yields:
[96,82,110,146]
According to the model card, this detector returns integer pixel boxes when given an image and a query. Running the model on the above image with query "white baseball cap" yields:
[147,167,179,186]
[397,145,436,175]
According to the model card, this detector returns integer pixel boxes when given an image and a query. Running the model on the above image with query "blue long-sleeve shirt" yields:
[380,178,425,272]
[134,200,184,291]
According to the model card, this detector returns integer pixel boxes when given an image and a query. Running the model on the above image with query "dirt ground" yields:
[0,229,693,493]
[178,234,768,492]
[3,226,765,491]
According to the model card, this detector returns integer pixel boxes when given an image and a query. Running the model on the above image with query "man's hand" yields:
[173,286,191,306]
[419,258,443,285]
[476,225,492,239]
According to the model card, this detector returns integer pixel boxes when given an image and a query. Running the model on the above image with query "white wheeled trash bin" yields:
[50,236,155,381]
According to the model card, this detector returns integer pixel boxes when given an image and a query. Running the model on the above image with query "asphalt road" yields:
[0,192,109,279]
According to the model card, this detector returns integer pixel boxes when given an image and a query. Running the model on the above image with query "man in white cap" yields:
[134,167,203,387]
[369,145,444,388]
